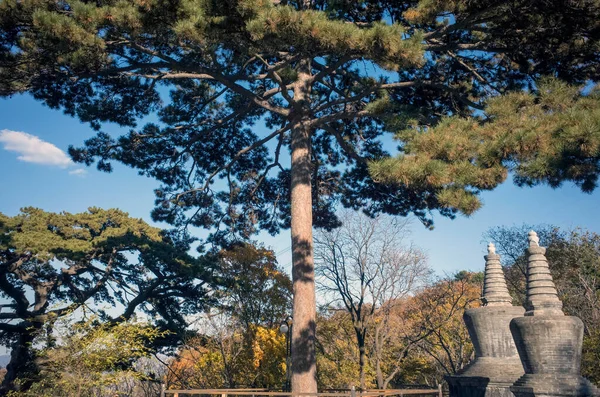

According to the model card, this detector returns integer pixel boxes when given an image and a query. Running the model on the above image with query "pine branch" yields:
[175,124,291,201]
[310,56,352,86]
[423,7,500,41]
[321,124,367,165]
[255,54,295,105]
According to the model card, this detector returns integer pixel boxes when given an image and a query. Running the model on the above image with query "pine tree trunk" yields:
[2,329,38,393]
[290,60,318,395]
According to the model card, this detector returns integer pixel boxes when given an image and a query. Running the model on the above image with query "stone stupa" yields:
[447,243,525,397]
[510,231,600,397]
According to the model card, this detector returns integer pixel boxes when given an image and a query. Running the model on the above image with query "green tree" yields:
[316,310,371,390]
[371,78,600,207]
[167,243,291,389]
[217,242,292,328]
[0,208,215,393]
[10,317,166,397]
[2,1,600,391]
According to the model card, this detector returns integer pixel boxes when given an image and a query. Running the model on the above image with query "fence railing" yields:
[161,386,443,397]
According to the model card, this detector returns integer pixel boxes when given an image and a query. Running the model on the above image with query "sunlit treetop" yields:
[0,207,216,338]
[371,79,600,214]
[1,0,599,238]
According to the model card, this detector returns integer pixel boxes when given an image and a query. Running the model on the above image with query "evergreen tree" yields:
[1,0,599,391]
[217,242,292,329]
[11,318,167,397]
[0,208,215,393]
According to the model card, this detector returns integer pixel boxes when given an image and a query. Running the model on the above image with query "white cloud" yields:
[68,168,88,177]
[0,129,73,168]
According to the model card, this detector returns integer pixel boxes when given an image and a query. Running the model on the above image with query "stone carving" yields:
[522,230,563,316]
[482,243,513,307]
[447,243,525,397]
[510,231,599,397]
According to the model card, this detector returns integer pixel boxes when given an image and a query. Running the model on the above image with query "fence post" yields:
[160,384,166,397]
[438,383,443,397]
[351,385,356,397]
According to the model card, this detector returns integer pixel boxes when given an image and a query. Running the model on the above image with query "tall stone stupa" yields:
[510,231,600,397]
[447,243,525,397]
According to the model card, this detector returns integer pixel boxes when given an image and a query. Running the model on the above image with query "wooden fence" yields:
[161,386,443,397]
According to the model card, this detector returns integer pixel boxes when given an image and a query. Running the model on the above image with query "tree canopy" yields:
[2,0,599,232]
[2,0,600,391]
[216,242,292,328]
[372,79,600,213]
[0,207,215,392]
[11,318,166,397]
[168,243,291,390]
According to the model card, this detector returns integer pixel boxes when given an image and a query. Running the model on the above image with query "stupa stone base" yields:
[511,374,600,397]
[510,314,600,397]
[463,306,525,371]
[447,356,523,397]
[447,374,515,397]
[459,356,524,384]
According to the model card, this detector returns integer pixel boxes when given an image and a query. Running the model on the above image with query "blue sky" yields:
[2,93,600,277]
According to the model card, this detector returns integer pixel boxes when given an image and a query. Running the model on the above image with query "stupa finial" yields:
[524,230,563,316]
[528,230,540,247]
[482,242,512,306]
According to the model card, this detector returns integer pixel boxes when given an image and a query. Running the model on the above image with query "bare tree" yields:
[315,212,430,389]
[410,275,481,377]
[362,273,482,388]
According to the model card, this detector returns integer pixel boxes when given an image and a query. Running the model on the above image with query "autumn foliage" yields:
[316,273,481,389]
[168,326,286,389]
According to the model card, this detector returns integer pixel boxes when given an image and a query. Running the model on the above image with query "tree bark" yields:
[374,325,384,388]
[355,328,366,390]
[290,59,318,395]
[1,326,40,394]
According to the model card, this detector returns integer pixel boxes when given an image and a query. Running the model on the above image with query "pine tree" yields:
[1,0,599,392]
[0,208,215,392]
